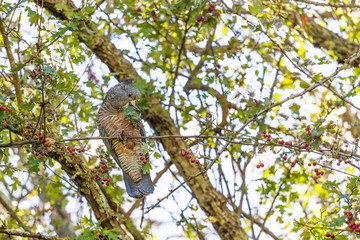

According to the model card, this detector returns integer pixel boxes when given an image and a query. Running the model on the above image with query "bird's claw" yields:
[117,130,127,141]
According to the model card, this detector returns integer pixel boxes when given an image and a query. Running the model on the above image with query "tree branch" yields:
[0,227,60,240]
[0,19,23,105]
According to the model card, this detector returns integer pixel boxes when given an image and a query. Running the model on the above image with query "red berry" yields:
[99,154,103,158]
[39,135,43,139]
[141,156,145,160]
[346,144,349,147]
[6,120,10,124]
[312,162,317,166]
[216,64,221,68]
[209,4,215,12]
[315,168,318,172]
[197,15,203,22]
[260,163,264,167]
[182,151,186,156]
[256,165,260,168]
[337,162,341,166]
[103,177,107,181]
[267,138,271,141]
[3,123,7,127]
[96,173,99,176]
[143,160,147,164]
[71,148,75,152]
[101,170,105,174]
[140,152,143,156]
[308,163,311,167]
[81,148,85,152]
[137,7,141,12]
[107,157,111,161]
[106,182,109,186]
[191,159,195,163]
[326,233,330,237]
[35,148,39,152]
[7,108,12,112]
[320,171,324,175]
[195,160,199,163]
[305,147,310,151]
[101,164,106,169]
[187,155,192,159]
[331,234,335,239]
[186,150,190,155]
[44,142,49,146]
[295,159,299,163]
[91,169,94,173]
[262,130,267,134]
[31,150,34,154]
[106,178,110,182]
[291,163,295,167]
[283,156,287,160]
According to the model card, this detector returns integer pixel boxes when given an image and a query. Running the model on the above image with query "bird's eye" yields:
[128,94,132,98]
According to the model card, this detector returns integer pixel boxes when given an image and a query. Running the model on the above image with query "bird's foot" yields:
[117,130,127,141]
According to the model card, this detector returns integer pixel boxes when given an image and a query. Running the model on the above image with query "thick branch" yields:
[0,19,23,105]
[291,13,359,66]
[0,227,60,240]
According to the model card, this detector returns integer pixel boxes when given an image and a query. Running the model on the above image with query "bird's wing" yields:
[97,106,154,198]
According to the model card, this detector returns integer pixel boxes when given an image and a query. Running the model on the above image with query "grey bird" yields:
[96,79,154,198]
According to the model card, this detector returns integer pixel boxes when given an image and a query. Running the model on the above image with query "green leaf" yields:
[142,162,152,174]
[11,63,26,72]
[154,151,161,159]
[300,82,310,89]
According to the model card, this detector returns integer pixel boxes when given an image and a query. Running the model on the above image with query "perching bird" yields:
[96,79,154,198]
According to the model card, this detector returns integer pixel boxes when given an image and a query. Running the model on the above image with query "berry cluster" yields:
[278,139,292,146]
[140,152,147,164]
[291,159,299,168]
[336,158,351,166]
[302,142,310,152]
[256,163,264,168]
[208,4,215,12]
[325,232,335,239]
[181,150,199,164]
[197,3,217,23]
[30,148,49,157]
[314,168,324,176]
[3,120,10,128]
[66,146,85,155]
[0,105,11,112]
[345,211,360,233]
[261,130,272,142]
[90,154,114,186]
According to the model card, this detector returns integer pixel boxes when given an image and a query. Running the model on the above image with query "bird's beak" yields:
[129,100,139,111]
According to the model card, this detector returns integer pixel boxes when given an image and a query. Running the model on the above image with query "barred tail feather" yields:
[123,170,154,198]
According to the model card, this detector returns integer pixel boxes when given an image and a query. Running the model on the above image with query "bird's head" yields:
[105,79,141,110]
